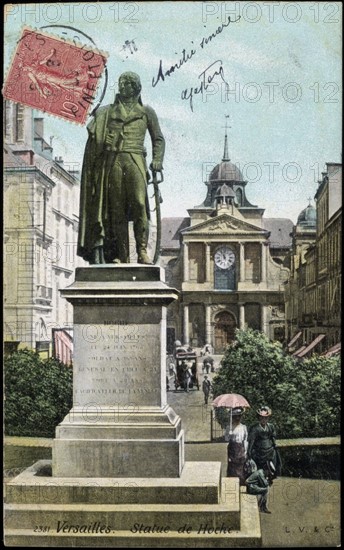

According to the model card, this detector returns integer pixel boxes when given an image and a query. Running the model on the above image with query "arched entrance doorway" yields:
[214,311,236,353]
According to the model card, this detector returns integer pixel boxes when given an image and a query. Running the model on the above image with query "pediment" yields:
[181,213,269,236]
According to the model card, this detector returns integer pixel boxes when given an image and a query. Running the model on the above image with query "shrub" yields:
[279,447,340,480]
[5,349,73,438]
[212,329,340,439]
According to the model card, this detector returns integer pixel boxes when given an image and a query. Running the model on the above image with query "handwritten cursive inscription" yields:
[181,60,228,111]
[152,47,196,87]
[200,14,240,48]
[151,15,240,88]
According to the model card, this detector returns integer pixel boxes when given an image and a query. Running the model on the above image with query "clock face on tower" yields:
[214,246,236,269]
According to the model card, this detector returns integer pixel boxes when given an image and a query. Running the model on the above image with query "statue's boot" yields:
[112,230,129,264]
[137,248,152,264]
[135,221,152,264]
[92,246,105,264]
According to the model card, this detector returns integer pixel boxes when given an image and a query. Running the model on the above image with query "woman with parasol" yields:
[212,393,250,486]
[224,406,248,485]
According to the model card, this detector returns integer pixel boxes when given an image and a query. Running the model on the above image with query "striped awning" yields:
[292,345,306,357]
[295,334,326,358]
[53,329,73,366]
[322,342,341,357]
[287,331,302,349]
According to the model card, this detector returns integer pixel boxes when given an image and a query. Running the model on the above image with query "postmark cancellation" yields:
[3,27,108,125]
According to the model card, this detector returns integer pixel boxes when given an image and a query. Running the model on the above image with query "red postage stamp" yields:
[3,27,108,125]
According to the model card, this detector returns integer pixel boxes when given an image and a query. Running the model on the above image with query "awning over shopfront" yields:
[292,345,306,356]
[53,329,73,366]
[295,334,326,358]
[287,331,302,349]
[322,342,341,357]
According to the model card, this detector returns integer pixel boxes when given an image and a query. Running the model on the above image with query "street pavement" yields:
[167,368,215,442]
[167,368,341,548]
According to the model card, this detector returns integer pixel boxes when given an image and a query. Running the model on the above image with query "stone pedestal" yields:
[5,264,262,547]
[53,265,184,478]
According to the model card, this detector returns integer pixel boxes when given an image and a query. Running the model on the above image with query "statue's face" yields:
[118,74,140,99]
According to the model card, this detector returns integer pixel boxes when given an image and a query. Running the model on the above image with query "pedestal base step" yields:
[4,461,261,547]
[4,493,260,548]
[5,501,240,531]
[6,461,222,505]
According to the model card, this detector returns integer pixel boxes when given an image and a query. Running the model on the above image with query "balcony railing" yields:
[36,285,52,302]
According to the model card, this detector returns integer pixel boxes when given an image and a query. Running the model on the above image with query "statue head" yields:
[118,72,142,100]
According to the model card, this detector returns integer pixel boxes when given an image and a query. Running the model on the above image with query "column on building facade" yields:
[183,304,189,346]
[239,303,245,329]
[239,243,245,282]
[261,305,267,335]
[261,242,267,282]
[183,241,189,281]
[205,304,211,344]
[205,242,211,282]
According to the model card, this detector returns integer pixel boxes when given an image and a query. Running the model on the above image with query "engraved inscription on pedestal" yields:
[73,305,166,408]
[74,323,162,407]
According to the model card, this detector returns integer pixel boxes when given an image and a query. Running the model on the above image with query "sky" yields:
[4,1,342,224]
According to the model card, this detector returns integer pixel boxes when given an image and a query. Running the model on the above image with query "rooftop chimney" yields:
[55,156,64,166]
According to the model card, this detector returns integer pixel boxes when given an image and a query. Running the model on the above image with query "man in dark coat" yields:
[202,375,211,404]
[77,71,165,264]
[246,461,275,514]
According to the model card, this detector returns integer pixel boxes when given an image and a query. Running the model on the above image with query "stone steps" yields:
[4,461,261,547]
[5,501,240,531]
[6,461,224,505]
[4,494,260,548]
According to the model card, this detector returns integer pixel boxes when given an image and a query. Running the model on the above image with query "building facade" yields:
[161,136,292,353]
[4,101,85,357]
[284,202,317,347]
[285,163,342,357]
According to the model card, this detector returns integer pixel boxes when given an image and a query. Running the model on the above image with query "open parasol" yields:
[212,393,250,408]
[212,393,250,434]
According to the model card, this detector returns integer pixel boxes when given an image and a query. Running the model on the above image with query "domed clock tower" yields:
[161,123,292,353]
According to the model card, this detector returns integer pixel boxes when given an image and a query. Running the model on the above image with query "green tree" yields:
[5,349,73,438]
[300,355,341,437]
[212,329,340,438]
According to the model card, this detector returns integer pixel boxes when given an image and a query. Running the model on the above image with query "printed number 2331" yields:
[34,526,50,533]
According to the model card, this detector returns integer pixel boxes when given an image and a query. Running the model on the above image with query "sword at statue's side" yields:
[149,169,163,264]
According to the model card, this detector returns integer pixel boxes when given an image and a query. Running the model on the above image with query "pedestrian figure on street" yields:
[225,407,248,485]
[247,406,282,476]
[169,360,176,377]
[182,361,192,392]
[202,375,212,405]
[201,343,213,356]
[203,356,213,374]
[245,460,276,514]
[185,367,192,392]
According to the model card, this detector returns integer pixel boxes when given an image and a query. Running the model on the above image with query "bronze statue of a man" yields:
[77,72,165,264]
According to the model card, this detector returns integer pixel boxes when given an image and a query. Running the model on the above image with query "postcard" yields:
[3,2,341,547]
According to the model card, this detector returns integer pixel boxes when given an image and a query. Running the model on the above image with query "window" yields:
[245,303,261,330]
[36,341,50,359]
[235,188,242,206]
[4,100,12,141]
[214,246,236,290]
[189,243,205,283]
[15,104,25,142]
[245,243,261,282]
